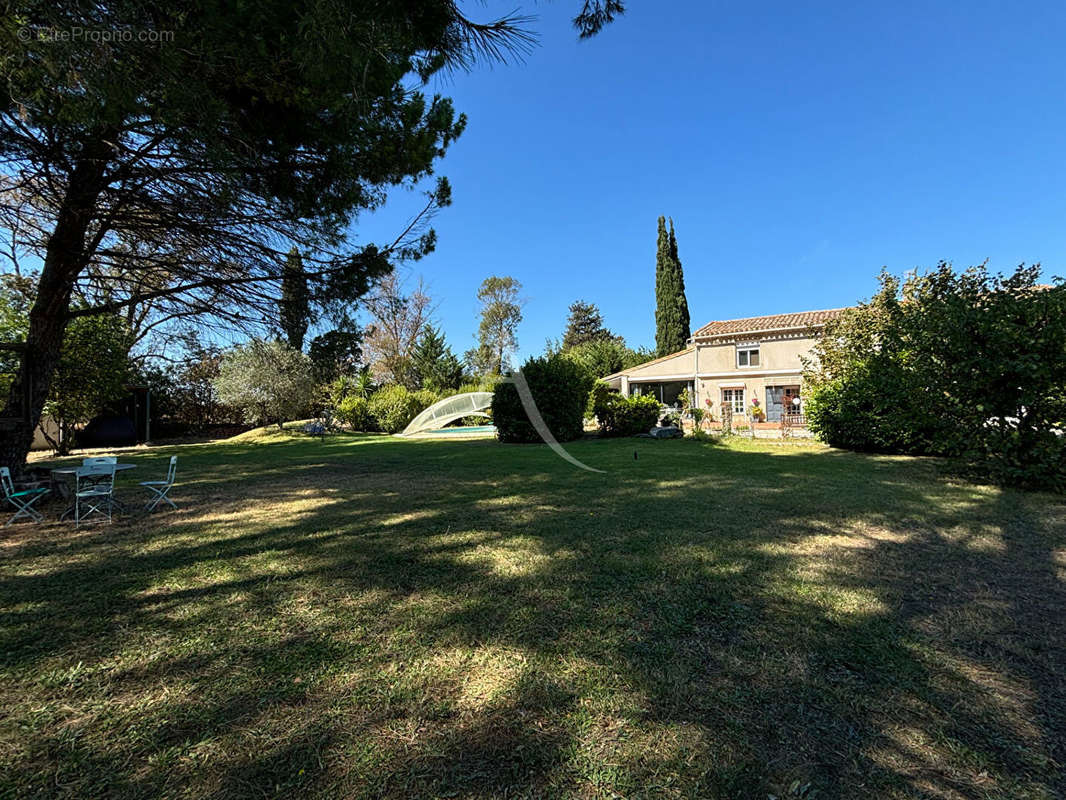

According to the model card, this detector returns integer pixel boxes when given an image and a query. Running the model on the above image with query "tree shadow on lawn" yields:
[2,437,1064,798]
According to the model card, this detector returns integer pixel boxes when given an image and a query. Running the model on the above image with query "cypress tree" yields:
[279,248,310,351]
[655,216,691,356]
[668,218,691,342]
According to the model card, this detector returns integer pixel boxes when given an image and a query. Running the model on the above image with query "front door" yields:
[765,386,784,422]
[765,385,800,422]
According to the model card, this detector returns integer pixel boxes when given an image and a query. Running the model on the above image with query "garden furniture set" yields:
[2,456,178,528]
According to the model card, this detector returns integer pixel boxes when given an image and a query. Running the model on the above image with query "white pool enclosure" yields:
[399,391,494,437]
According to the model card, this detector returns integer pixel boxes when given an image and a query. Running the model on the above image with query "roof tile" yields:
[692,308,848,339]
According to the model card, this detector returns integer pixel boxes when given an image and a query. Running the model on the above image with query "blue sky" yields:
[356,0,1066,361]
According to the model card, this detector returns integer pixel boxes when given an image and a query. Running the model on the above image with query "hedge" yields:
[491,355,594,443]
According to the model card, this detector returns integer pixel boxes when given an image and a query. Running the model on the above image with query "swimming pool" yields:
[406,425,496,438]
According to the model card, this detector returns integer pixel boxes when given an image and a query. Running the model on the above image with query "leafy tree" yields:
[562,300,612,349]
[0,273,31,397]
[805,264,1066,490]
[0,273,30,341]
[654,216,691,356]
[413,325,464,392]
[44,315,134,453]
[278,248,311,351]
[213,339,314,429]
[469,276,524,375]
[564,337,653,378]
[363,274,433,388]
[352,368,377,400]
[171,344,240,429]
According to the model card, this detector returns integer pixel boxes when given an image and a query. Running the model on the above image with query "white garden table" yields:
[51,463,138,520]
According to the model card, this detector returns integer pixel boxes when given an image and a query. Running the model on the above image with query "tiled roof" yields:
[692,308,849,339]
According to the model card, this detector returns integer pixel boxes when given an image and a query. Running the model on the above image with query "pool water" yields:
[404,425,497,438]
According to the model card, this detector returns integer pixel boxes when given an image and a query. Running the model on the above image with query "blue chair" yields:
[2,467,49,527]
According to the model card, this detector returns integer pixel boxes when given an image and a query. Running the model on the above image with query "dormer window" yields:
[736,344,760,368]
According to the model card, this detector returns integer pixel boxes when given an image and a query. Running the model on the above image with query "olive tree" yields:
[213,340,315,429]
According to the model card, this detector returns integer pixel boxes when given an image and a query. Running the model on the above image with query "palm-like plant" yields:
[353,369,376,399]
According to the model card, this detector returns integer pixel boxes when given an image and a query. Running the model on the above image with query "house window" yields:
[736,345,760,368]
[722,388,745,415]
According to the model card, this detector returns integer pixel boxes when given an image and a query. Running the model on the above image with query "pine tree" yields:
[654,216,692,356]
[279,248,310,351]
[562,300,612,350]
[413,325,464,391]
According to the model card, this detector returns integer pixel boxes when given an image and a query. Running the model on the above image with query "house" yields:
[602,308,848,422]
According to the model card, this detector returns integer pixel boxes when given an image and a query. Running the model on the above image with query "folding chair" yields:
[141,456,177,512]
[81,457,117,488]
[1,467,49,527]
[75,464,116,527]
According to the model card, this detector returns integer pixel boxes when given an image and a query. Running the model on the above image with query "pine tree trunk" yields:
[0,136,111,470]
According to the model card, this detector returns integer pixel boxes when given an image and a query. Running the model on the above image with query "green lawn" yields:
[2,432,1064,799]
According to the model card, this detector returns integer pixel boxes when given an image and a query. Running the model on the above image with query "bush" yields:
[492,354,594,443]
[805,369,935,454]
[586,380,612,420]
[593,391,661,437]
[368,385,438,434]
[335,395,373,431]
[806,265,1066,491]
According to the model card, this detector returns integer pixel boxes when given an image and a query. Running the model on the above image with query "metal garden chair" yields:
[1,466,49,527]
[75,463,116,527]
[140,456,177,512]
[81,456,117,488]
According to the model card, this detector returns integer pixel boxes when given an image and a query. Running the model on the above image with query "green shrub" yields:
[805,265,1066,491]
[593,391,661,437]
[586,380,612,420]
[411,389,440,414]
[368,385,438,434]
[805,369,935,454]
[335,394,373,431]
[492,354,594,443]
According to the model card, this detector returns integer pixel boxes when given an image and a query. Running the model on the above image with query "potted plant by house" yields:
[690,406,705,435]
[749,398,765,422]
[704,397,715,424]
